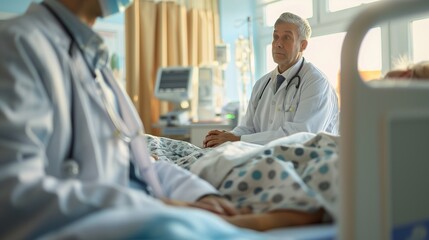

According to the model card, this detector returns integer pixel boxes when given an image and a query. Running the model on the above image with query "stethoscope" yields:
[94,69,144,143]
[42,2,142,144]
[43,3,164,196]
[256,57,305,112]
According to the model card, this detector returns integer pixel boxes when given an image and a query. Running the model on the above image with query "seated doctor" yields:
[204,12,339,147]
[0,0,265,239]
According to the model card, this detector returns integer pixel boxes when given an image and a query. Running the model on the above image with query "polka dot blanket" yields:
[145,132,340,220]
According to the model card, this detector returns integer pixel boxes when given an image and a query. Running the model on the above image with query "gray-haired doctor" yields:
[0,0,262,239]
[204,12,339,147]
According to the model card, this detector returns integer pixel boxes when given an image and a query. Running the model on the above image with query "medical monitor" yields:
[154,66,197,103]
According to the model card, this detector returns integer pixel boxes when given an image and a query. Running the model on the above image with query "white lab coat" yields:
[231,58,339,145]
[0,2,220,239]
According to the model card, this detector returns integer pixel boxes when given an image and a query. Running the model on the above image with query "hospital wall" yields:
[218,0,255,104]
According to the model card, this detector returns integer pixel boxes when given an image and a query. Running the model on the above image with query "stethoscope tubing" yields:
[43,2,139,143]
[258,57,305,101]
[43,3,164,197]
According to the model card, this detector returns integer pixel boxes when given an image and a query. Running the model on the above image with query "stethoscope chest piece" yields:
[268,58,304,113]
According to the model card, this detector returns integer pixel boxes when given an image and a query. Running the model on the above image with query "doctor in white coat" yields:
[204,12,339,147]
[0,0,263,239]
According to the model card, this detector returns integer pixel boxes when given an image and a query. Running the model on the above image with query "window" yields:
[305,28,381,93]
[264,27,381,94]
[256,0,429,96]
[412,18,429,63]
[265,44,275,72]
[358,27,382,81]
[328,0,381,12]
[264,0,313,26]
[305,32,345,92]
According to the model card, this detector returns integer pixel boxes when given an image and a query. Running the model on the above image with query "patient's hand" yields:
[161,196,246,216]
[203,130,240,148]
[223,208,325,231]
[196,195,250,216]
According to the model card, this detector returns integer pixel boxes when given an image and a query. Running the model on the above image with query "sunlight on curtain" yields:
[125,0,157,135]
[125,0,220,135]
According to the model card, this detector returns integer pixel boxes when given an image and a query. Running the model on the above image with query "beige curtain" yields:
[125,0,221,135]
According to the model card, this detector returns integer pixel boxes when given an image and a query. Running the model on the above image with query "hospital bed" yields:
[42,1,427,238]
[267,0,429,239]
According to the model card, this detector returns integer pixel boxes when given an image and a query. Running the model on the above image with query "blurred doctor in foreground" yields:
[204,12,339,147]
[0,0,264,239]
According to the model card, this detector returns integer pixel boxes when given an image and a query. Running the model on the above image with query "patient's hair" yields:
[275,12,312,40]
[384,60,429,79]
[411,61,429,79]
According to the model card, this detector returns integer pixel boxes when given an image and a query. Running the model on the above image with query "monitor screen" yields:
[154,66,197,103]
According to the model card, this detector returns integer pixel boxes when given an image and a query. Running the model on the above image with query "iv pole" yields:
[235,16,255,122]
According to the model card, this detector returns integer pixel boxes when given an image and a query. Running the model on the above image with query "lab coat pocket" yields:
[116,140,130,165]
[283,110,295,122]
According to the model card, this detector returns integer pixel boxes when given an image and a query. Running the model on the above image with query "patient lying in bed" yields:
[146,132,339,231]
[144,62,429,231]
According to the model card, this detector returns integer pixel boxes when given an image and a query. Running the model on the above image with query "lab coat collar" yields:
[42,0,109,71]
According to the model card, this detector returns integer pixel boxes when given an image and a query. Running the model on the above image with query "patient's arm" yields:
[223,208,325,231]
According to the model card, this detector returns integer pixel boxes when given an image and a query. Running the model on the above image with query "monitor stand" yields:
[158,101,190,126]
[159,110,189,126]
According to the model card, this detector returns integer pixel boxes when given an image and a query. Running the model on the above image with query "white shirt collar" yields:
[275,57,304,82]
